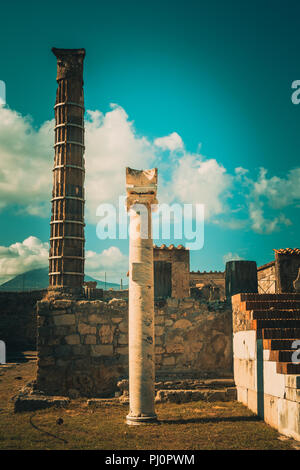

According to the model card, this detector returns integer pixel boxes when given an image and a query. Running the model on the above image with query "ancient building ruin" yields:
[274,248,300,293]
[27,46,300,439]
[258,248,300,294]
[257,261,276,294]
[190,270,225,300]
[153,244,190,299]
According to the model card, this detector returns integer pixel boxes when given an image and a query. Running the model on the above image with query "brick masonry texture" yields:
[36,297,233,398]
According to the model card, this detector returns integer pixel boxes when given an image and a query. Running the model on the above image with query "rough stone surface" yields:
[155,388,235,403]
[14,395,70,412]
[153,246,190,299]
[36,297,233,398]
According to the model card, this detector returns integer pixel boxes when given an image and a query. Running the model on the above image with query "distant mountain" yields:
[0,267,126,291]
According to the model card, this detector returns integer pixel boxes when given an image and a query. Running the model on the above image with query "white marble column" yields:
[126,167,158,425]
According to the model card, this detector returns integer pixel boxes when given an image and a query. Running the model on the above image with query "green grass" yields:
[0,360,296,450]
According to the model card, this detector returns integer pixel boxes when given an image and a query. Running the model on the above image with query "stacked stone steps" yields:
[263,339,297,350]
[269,349,297,362]
[239,293,300,301]
[277,363,300,374]
[262,328,300,339]
[252,319,300,330]
[242,300,300,311]
[241,293,300,375]
[251,310,300,320]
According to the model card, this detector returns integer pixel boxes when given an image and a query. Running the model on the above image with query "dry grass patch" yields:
[0,359,296,450]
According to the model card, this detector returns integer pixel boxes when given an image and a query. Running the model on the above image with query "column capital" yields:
[52,48,85,81]
[126,167,158,210]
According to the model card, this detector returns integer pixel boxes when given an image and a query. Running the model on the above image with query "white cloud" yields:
[0,106,53,216]
[252,167,300,209]
[0,236,49,283]
[0,103,299,236]
[168,152,233,219]
[84,105,157,223]
[154,132,184,152]
[248,201,292,234]
[223,252,245,264]
[234,167,297,234]
[234,167,249,178]
[0,104,157,222]
[85,245,128,283]
[0,103,232,225]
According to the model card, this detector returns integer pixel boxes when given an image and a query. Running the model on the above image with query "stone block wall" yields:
[154,298,232,376]
[257,262,276,294]
[103,289,129,301]
[190,271,225,288]
[153,245,190,298]
[275,251,300,293]
[36,298,128,398]
[36,296,233,398]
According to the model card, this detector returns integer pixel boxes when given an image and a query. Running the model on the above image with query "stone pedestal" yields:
[126,168,158,425]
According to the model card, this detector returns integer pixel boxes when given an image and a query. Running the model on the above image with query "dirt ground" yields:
[0,357,299,450]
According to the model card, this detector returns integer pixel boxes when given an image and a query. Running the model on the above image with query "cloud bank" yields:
[0,103,299,234]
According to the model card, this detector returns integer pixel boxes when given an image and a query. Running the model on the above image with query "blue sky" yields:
[0,0,299,283]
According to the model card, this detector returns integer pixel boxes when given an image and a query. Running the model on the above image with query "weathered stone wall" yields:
[275,253,300,293]
[155,298,232,376]
[103,289,128,301]
[0,290,46,350]
[189,271,225,288]
[36,297,233,397]
[153,246,190,298]
[36,298,128,397]
[257,262,276,294]
[190,271,225,301]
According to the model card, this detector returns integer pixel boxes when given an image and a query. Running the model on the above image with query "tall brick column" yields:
[126,167,158,425]
[49,48,86,297]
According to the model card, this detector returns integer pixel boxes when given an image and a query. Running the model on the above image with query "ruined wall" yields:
[190,271,225,300]
[153,245,190,298]
[155,298,232,377]
[275,251,300,293]
[257,262,276,294]
[0,291,46,350]
[36,297,232,397]
[36,298,128,398]
[103,289,129,301]
[189,271,225,288]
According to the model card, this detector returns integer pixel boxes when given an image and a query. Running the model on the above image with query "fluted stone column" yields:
[126,167,158,425]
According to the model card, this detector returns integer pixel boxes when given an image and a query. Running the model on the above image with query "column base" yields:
[126,414,158,426]
[46,287,84,300]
